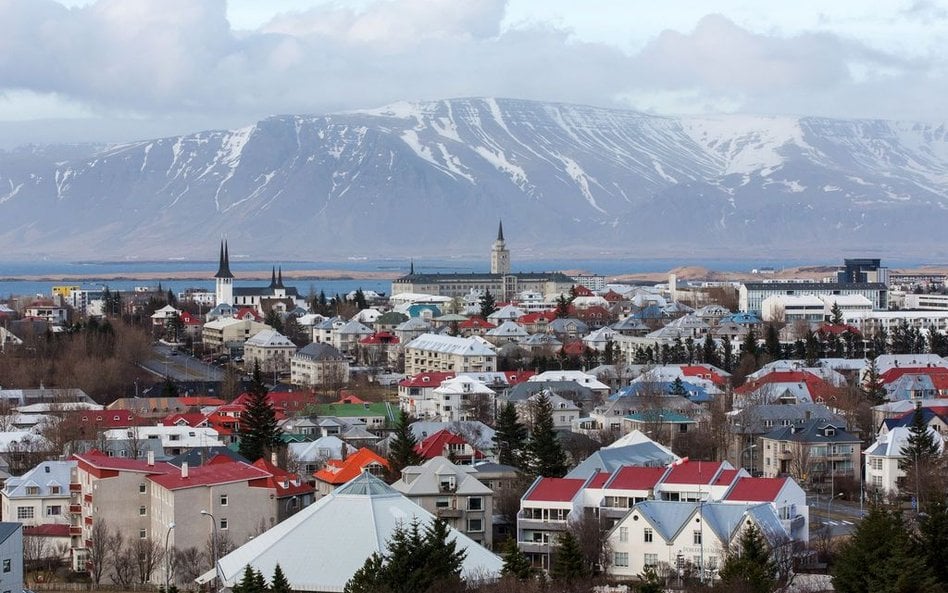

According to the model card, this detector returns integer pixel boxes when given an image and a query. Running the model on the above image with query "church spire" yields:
[277,266,284,289]
[409,259,415,275]
[214,240,234,279]
[270,266,277,288]
[497,220,504,242]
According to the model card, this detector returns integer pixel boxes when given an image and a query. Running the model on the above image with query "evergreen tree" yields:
[233,566,265,593]
[501,539,534,580]
[701,333,720,368]
[916,500,948,584]
[722,338,734,373]
[526,392,568,478]
[166,313,184,343]
[479,290,498,320]
[635,565,664,593]
[833,505,940,593]
[861,357,887,405]
[764,324,782,361]
[264,308,284,334]
[354,289,368,310]
[742,327,759,362]
[831,302,844,325]
[420,519,466,590]
[167,288,177,306]
[238,361,282,462]
[717,524,776,593]
[669,377,688,396]
[270,565,290,593]
[900,406,940,470]
[804,329,821,367]
[387,409,423,479]
[494,402,528,468]
[161,378,179,398]
[343,553,387,593]
[929,325,948,357]
[550,531,587,582]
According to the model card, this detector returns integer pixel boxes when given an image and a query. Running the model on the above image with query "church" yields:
[390,222,575,302]
[213,241,306,313]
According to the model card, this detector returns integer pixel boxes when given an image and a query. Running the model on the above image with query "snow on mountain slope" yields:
[0,98,946,260]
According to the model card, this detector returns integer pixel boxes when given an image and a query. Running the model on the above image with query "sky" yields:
[0,0,945,145]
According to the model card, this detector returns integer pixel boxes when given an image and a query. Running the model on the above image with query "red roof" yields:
[586,472,611,489]
[561,339,586,356]
[65,410,149,429]
[459,317,496,329]
[399,372,456,388]
[571,285,595,297]
[519,310,557,324]
[360,332,399,345]
[576,306,612,320]
[251,458,315,497]
[880,366,948,384]
[149,459,272,490]
[734,371,836,396]
[724,477,788,502]
[180,396,226,407]
[525,477,585,502]
[713,469,739,486]
[500,370,536,385]
[606,466,666,490]
[818,323,861,336]
[235,307,263,321]
[415,429,485,461]
[179,311,203,326]
[662,460,724,485]
[161,412,208,427]
[680,365,729,386]
[333,392,368,405]
[313,448,389,485]
[603,290,624,302]
[72,451,176,474]
[24,524,71,537]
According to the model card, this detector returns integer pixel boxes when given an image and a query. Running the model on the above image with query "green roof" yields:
[311,402,396,420]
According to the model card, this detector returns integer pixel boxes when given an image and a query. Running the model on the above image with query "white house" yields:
[0,460,75,526]
[432,376,495,423]
[101,426,222,457]
[864,426,944,495]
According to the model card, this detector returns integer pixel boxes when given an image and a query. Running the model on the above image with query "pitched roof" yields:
[604,466,666,491]
[415,429,485,461]
[662,460,724,485]
[398,372,456,388]
[148,458,272,490]
[723,477,788,502]
[313,448,389,485]
[72,451,176,474]
[404,333,496,356]
[524,477,586,502]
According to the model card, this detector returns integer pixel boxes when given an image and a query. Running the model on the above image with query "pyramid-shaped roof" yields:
[202,472,502,591]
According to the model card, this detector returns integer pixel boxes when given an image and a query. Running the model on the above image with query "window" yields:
[644,553,658,567]
[467,518,483,532]
[2,559,9,572]
[220,518,228,530]
[50,486,61,494]
[25,486,39,496]
[619,527,628,543]
[46,506,62,516]
[139,482,147,493]
[139,529,147,539]
[614,552,629,567]
[220,494,229,506]
[17,507,34,520]
[870,458,883,470]
[139,506,147,516]
[467,497,483,511]
[643,527,653,543]
[693,530,702,545]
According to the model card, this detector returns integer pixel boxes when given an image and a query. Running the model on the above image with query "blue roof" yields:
[407,304,441,318]
[721,313,761,325]
[634,501,698,541]
[567,444,677,478]
[630,305,665,320]
[610,381,712,403]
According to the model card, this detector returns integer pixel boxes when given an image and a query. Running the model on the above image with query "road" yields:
[807,496,865,538]
[141,344,227,382]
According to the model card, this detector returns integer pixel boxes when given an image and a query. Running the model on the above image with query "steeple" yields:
[277,266,284,289]
[214,240,234,279]
[490,221,510,275]
[270,266,277,288]
[409,259,415,275]
[497,220,504,242]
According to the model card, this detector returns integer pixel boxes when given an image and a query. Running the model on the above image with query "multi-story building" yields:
[842,310,948,335]
[1,460,75,526]
[431,376,495,422]
[903,293,948,311]
[739,281,887,315]
[0,523,23,593]
[392,456,494,548]
[760,420,861,486]
[290,342,350,388]
[243,329,297,374]
[101,426,223,457]
[404,334,497,376]
[864,426,944,496]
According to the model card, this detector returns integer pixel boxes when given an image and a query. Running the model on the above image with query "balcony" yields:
[69,504,81,514]
[599,507,630,521]
[517,517,568,531]
[69,526,82,536]
[70,483,81,492]
[518,541,552,554]
[437,509,463,519]
[84,516,93,525]
[782,515,806,532]
[83,494,92,503]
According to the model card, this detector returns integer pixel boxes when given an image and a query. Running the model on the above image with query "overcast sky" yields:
[0,0,945,145]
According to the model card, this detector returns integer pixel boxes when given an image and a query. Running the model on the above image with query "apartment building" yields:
[760,420,861,486]
[404,334,497,376]
[1,460,75,526]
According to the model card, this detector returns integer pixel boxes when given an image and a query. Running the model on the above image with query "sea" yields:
[0,256,934,300]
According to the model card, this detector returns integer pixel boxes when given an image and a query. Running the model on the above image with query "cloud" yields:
[0,0,944,126]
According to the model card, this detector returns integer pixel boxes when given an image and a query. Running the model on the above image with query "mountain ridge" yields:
[0,97,946,260]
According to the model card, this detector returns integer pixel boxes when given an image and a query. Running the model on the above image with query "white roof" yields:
[528,370,610,391]
[201,472,502,591]
[405,333,496,356]
[388,293,453,306]
[606,430,677,457]
[288,436,352,462]
[245,329,295,348]
[819,294,873,307]
[865,426,945,457]
[3,460,76,498]
[433,376,495,396]
[761,294,824,307]
[485,321,528,337]
[392,456,491,497]
[103,426,221,448]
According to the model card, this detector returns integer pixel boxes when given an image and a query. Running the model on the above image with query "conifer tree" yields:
[264,308,284,334]
[270,565,291,593]
[669,377,688,396]
[722,338,734,373]
[764,324,782,360]
[420,519,466,590]
[701,333,720,368]
[742,327,759,362]
[479,290,498,319]
[526,392,568,478]
[387,409,423,480]
[861,357,886,405]
[831,302,844,325]
[916,500,948,584]
[717,524,776,593]
[501,539,534,580]
[238,361,282,462]
[804,329,821,367]
[550,531,587,583]
[494,401,527,469]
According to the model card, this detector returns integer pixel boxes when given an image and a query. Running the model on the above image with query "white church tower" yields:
[490,221,510,275]
[214,240,234,305]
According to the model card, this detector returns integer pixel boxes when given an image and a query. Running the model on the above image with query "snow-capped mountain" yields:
[0,98,946,261]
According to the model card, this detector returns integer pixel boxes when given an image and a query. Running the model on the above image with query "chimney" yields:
[147,451,155,466]
[181,462,189,479]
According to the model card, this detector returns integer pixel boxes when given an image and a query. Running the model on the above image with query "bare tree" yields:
[569,510,612,575]
[133,536,165,584]
[173,547,206,587]
[87,519,116,584]
[110,532,136,587]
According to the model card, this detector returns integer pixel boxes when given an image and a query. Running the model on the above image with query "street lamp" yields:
[164,522,175,592]
[200,510,222,591]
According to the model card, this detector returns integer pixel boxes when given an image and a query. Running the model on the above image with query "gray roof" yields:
[294,342,346,361]
[762,418,860,443]
[0,523,21,545]
[506,381,596,403]
[3,460,75,498]
[567,443,677,479]
[392,456,491,497]
[732,404,845,434]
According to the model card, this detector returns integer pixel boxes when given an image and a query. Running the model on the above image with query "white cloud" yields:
[0,0,944,131]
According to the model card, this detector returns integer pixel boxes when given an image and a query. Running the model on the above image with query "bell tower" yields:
[214,240,234,305]
[490,221,510,275]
